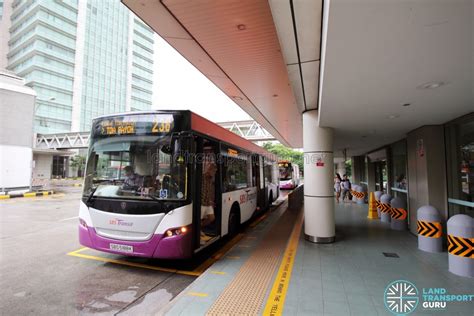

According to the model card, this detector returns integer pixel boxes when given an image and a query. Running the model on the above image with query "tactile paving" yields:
[206,204,299,315]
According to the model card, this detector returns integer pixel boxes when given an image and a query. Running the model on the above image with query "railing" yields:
[34,120,275,150]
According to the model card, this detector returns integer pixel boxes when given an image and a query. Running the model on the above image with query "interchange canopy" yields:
[124,0,474,157]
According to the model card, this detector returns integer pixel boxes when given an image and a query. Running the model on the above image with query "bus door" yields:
[253,155,265,212]
[194,137,221,248]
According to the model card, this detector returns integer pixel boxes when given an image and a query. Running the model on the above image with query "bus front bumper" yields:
[79,225,193,259]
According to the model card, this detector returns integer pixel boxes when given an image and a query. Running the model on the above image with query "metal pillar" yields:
[303,110,335,243]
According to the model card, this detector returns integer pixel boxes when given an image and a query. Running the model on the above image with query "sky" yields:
[153,35,251,123]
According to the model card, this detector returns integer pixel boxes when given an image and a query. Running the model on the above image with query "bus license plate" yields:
[109,243,133,253]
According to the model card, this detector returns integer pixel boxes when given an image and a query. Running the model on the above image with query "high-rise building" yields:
[5,0,154,133]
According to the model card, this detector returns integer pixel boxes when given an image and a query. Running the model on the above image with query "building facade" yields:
[5,0,154,134]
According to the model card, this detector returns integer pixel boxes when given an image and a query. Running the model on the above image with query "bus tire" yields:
[228,206,240,238]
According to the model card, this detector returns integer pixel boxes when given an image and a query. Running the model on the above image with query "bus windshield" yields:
[83,135,187,201]
[279,163,293,181]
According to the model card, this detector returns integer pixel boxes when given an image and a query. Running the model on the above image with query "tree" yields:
[262,142,304,174]
[70,155,86,177]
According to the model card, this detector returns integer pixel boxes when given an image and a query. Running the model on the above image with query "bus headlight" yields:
[165,226,189,238]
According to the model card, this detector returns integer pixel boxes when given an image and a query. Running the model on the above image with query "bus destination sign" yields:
[95,114,175,136]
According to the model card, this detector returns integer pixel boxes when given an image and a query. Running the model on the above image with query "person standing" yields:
[334,173,342,203]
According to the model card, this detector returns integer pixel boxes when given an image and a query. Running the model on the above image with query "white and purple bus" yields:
[278,160,300,190]
[79,110,279,259]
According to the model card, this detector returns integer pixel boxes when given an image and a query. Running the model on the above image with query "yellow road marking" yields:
[67,248,201,276]
[67,247,88,255]
[0,195,10,199]
[23,192,36,197]
[263,210,304,316]
[187,292,208,297]
[210,271,226,275]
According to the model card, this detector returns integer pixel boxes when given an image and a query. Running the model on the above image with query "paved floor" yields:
[162,201,474,316]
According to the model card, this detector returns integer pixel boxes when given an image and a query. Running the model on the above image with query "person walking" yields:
[341,174,352,202]
[334,173,342,203]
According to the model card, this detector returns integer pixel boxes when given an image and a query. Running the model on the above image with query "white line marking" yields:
[59,216,79,222]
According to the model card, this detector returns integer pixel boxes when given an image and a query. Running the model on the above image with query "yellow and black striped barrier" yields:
[350,190,365,200]
[380,203,391,215]
[391,208,407,220]
[0,191,54,199]
[447,235,474,258]
[417,220,442,238]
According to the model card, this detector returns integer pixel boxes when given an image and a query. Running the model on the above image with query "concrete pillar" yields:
[351,155,365,184]
[367,158,376,192]
[407,125,448,234]
[303,111,335,243]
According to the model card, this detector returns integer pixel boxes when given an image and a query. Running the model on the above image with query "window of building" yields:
[445,113,474,218]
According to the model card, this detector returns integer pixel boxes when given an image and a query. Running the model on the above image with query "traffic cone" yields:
[367,192,378,219]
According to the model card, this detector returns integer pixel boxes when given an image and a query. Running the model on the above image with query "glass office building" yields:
[6,0,154,133]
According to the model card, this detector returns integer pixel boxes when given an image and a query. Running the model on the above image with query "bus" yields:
[278,160,300,190]
[79,110,279,259]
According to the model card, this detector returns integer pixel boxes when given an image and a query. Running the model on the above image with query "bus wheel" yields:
[228,208,240,238]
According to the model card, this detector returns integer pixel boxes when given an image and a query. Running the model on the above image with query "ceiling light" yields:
[231,96,243,101]
[417,81,446,90]
[387,114,400,120]
[237,24,246,31]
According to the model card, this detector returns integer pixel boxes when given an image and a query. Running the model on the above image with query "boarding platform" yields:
[159,199,473,316]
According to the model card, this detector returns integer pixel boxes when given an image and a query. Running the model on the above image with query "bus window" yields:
[222,156,248,192]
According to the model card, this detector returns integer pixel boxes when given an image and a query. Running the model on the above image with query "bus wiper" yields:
[86,186,99,206]
[143,193,160,201]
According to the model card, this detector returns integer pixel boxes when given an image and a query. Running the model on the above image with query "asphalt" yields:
[0,188,194,315]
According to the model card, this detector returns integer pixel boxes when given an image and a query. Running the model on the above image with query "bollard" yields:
[355,185,365,205]
[417,205,443,253]
[361,185,368,203]
[447,215,473,277]
[390,197,408,231]
[375,191,383,217]
[380,194,392,223]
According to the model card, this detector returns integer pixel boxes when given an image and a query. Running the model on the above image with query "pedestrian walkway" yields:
[160,201,474,316]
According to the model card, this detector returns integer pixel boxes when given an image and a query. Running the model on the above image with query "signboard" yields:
[93,114,175,137]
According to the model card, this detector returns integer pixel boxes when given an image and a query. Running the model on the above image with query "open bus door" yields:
[193,137,221,250]
[253,155,266,212]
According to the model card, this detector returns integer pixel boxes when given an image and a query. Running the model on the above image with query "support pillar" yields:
[303,111,335,243]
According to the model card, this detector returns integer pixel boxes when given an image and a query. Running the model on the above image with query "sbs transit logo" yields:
[384,280,419,315]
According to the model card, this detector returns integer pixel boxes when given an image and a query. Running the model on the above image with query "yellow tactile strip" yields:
[206,205,300,315]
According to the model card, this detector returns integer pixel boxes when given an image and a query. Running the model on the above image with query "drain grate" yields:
[383,252,400,258]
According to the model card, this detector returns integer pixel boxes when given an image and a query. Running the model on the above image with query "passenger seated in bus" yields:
[201,162,216,237]
[122,166,143,189]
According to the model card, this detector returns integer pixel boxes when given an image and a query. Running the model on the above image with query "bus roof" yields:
[190,112,275,159]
